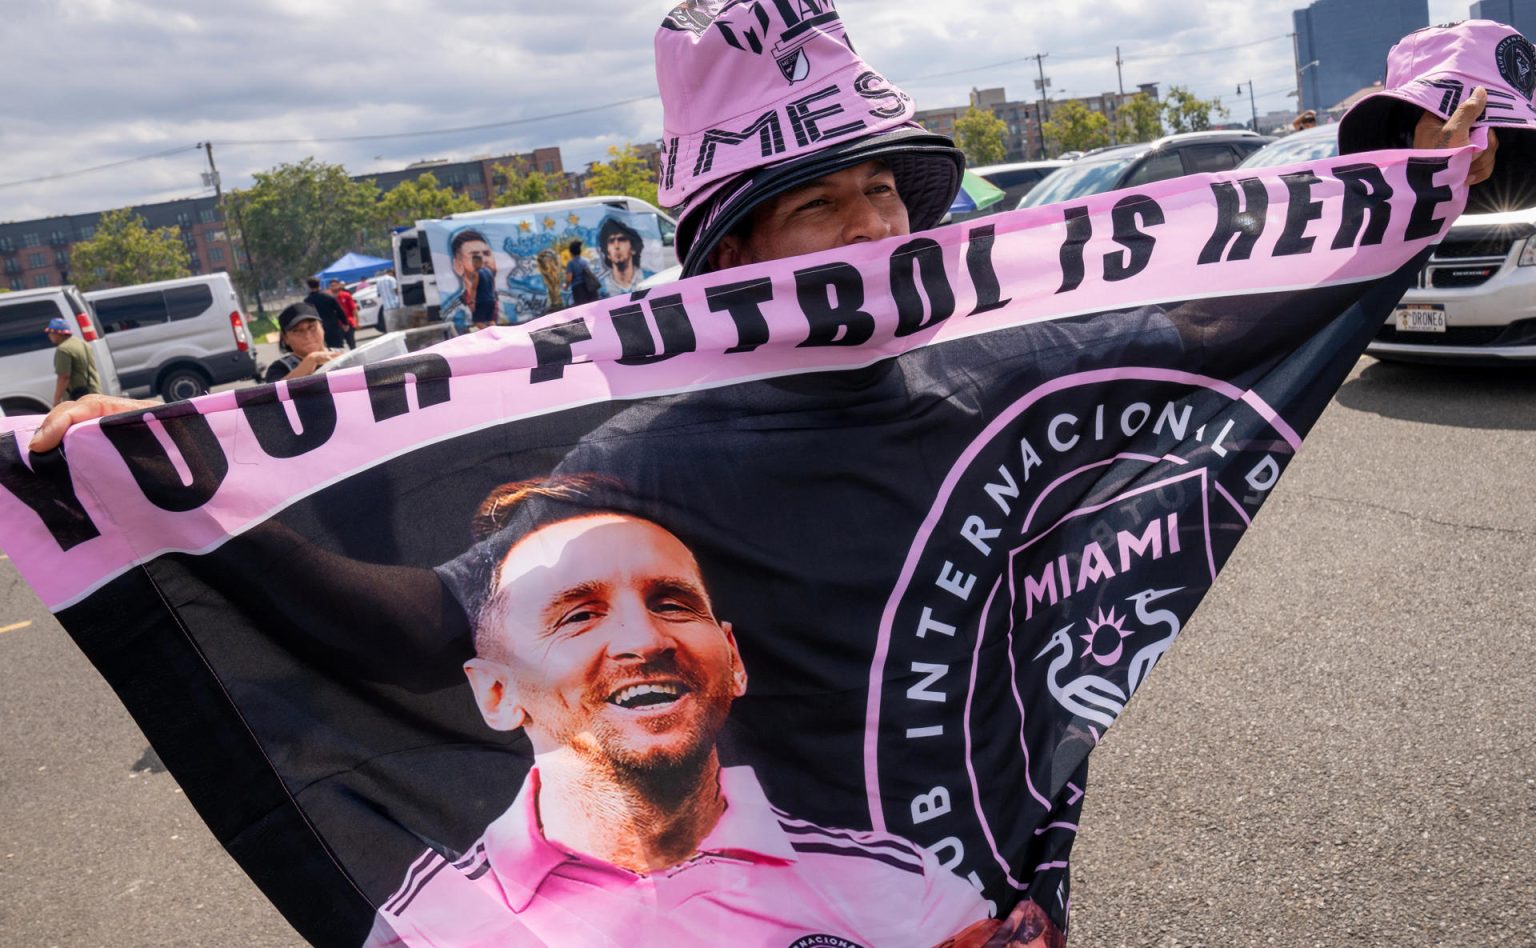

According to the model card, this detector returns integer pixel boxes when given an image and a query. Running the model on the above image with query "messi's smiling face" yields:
[471,514,746,776]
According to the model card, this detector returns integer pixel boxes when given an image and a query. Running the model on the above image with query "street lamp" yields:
[1295,59,1321,110]
[1236,81,1259,132]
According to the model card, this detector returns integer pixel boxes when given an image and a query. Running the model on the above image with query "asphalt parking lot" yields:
[1,356,1532,947]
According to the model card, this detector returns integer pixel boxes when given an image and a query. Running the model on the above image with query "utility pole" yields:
[202,141,264,315]
[1033,53,1051,160]
[1111,45,1126,145]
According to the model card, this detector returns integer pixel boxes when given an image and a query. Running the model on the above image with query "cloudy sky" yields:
[0,0,1474,223]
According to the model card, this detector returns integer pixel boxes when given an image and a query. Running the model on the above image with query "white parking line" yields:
[0,621,33,635]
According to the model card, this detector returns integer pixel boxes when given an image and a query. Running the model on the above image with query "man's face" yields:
[466,515,746,776]
[710,159,909,270]
[453,240,494,279]
[45,330,66,347]
[605,233,634,267]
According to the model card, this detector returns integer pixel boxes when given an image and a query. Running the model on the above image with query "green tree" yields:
[1161,85,1229,134]
[375,172,479,233]
[492,161,561,207]
[1042,100,1112,155]
[953,106,1007,166]
[1115,93,1164,143]
[583,145,659,207]
[68,209,191,290]
[226,157,379,298]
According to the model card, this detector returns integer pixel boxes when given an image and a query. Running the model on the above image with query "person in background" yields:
[374,268,402,328]
[304,277,349,350]
[328,279,359,349]
[43,317,99,405]
[263,302,342,383]
[563,240,602,307]
[1292,109,1318,132]
[469,250,499,331]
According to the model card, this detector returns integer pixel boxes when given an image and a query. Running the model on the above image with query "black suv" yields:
[1018,131,1275,208]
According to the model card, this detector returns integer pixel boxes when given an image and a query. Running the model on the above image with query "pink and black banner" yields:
[0,141,1475,947]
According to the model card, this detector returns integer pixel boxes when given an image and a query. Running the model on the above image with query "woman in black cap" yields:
[263,301,343,383]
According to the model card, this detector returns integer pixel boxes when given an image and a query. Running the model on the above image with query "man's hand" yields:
[1414,85,1499,187]
[27,394,156,453]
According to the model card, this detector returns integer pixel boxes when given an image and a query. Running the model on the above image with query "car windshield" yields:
[1238,126,1339,169]
[1017,151,1140,208]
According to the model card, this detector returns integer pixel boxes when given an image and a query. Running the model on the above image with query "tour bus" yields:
[388,196,678,329]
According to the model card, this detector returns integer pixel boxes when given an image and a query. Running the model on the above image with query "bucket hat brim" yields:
[677,126,965,277]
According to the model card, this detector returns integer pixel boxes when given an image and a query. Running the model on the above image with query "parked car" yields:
[1239,123,1536,365]
[349,281,382,332]
[1017,131,1274,208]
[0,284,124,415]
[955,160,1069,221]
[85,273,257,401]
[1232,122,1340,169]
[1371,208,1536,364]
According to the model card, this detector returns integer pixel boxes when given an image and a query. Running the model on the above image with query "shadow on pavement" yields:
[1334,358,1536,431]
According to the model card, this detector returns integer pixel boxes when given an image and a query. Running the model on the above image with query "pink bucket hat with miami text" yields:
[1339,19,1536,211]
[655,1,965,275]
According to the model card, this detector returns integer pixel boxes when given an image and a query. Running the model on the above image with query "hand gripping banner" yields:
[0,141,1477,948]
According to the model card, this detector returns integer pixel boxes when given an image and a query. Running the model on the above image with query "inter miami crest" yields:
[1496,34,1536,100]
[867,366,1301,910]
[711,0,849,84]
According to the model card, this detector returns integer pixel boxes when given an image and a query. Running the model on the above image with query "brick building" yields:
[358,146,579,205]
[0,195,234,293]
[915,84,1161,162]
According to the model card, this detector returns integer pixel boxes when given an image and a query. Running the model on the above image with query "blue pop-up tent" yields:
[314,252,393,284]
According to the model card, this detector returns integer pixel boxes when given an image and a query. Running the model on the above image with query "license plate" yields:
[1394,304,1446,333]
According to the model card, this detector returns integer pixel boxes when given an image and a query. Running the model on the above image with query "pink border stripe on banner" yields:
[0,142,1470,610]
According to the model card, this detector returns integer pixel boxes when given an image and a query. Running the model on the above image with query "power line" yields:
[216,95,659,146]
[896,34,1291,86]
[896,54,1050,84]
[0,144,201,190]
[0,96,662,191]
[1121,34,1289,63]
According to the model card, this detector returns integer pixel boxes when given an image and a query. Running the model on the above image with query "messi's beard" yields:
[595,690,733,811]
[563,655,735,808]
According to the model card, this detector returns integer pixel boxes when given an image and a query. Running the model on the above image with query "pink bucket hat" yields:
[655,1,964,275]
[1339,19,1536,211]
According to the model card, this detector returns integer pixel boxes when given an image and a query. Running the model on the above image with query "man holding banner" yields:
[5,6,1529,948]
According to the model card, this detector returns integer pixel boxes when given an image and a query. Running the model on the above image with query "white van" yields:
[85,273,257,401]
[390,196,679,328]
[0,285,124,415]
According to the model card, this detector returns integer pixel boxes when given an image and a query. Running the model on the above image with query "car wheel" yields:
[158,367,210,402]
[1,397,48,416]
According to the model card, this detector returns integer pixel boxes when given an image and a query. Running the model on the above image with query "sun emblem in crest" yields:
[1080,606,1133,666]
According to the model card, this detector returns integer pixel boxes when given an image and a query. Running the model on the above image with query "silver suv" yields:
[85,272,257,400]
[1240,127,1536,365]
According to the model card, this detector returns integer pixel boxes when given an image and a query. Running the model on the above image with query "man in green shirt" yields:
[44,317,100,405]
